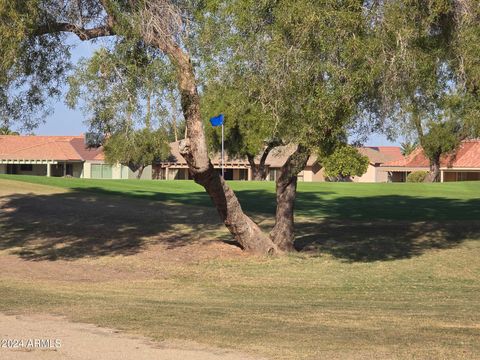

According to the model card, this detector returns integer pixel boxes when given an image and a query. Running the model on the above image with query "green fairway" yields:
[1,174,479,220]
[0,176,479,359]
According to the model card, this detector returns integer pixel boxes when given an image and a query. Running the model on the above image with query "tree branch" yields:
[34,22,114,41]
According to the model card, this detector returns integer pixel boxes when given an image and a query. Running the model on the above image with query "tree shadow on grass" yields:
[293,193,480,262]
[294,219,480,262]
[0,185,479,262]
[63,185,480,221]
[0,190,222,261]
[294,193,480,221]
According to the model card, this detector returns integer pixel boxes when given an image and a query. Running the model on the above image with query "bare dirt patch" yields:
[0,313,265,360]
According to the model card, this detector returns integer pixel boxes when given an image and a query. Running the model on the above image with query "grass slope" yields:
[1,247,479,359]
[1,174,479,220]
[0,177,479,359]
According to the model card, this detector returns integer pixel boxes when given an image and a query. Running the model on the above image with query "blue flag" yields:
[209,114,224,127]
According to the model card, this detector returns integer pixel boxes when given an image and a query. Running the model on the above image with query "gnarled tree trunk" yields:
[167,44,276,254]
[269,145,310,251]
[39,2,278,255]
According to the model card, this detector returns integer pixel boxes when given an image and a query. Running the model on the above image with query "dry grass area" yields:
[0,178,479,359]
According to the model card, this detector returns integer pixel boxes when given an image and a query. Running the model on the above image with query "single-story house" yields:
[1,134,409,182]
[0,135,149,179]
[154,142,323,181]
[155,142,403,182]
[352,146,403,182]
[381,139,480,182]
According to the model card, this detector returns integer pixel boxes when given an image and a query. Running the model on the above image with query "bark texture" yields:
[270,144,310,251]
[166,43,276,254]
[36,3,278,254]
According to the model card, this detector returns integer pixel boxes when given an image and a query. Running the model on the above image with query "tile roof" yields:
[70,137,105,161]
[382,140,480,169]
[0,135,104,161]
[358,146,403,165]
[164,141,319,168]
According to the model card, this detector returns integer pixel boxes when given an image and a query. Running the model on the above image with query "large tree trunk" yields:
[269,145,310,251]
[167,44,276,254]
[31,3,277,255]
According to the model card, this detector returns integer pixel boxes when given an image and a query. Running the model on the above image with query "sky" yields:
[33,37,401,147]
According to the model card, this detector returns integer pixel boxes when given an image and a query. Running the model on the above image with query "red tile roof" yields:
[0,135,104,161]
[70,137,105,161]
[443,140,480,168]
[358,146,403,165]
[383,140,480,168]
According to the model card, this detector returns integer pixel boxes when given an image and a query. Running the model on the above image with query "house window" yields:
[238,169,248,180]
[91,164,113,179]
[20,164,33,171]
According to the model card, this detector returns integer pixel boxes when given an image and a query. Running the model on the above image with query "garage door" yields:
[91,164,113,179]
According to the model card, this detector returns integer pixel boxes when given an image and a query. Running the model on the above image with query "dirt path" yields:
[0,313,265,360]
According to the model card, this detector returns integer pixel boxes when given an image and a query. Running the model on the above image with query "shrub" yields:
[407,171,429,182]
[323,146,369,181]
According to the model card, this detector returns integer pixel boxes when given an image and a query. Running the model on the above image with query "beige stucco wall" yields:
[82,162,92,178]
[303,169,313,182]
[352,164,377,183]
[128,165,153,180]
[375,168,389,182]
[83,162,150,179]
[312,167,326,182]
[112,163,122,179]
[350,164,390,183]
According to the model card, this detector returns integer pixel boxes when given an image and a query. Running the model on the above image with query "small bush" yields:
[407,171,429,182]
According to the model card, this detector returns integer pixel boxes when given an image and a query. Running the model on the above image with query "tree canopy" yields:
[2,0,480,254]
[373,0,480,180]
[323,146,369,182]
[103,127,169,178]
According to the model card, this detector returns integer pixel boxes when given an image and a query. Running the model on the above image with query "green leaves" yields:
[0,1,71,129]
[422,120,461,160]
[103,128,170,172]
[201,82,274,158]
[66,40,177,134]
[199,0,380,157]
[323,146,369,181]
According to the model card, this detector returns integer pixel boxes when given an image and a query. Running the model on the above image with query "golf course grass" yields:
[0,176,478,359]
